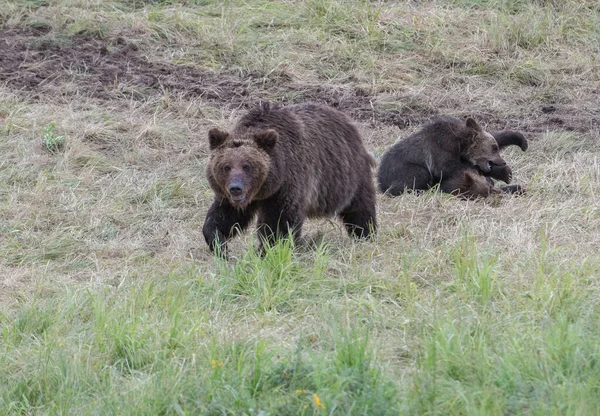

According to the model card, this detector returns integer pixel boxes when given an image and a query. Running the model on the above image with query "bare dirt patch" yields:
[1,27,598,134]
[0,27,416,126]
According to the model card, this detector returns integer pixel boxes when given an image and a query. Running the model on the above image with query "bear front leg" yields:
[256,196,304,253]
[202,197,257,255]
[499,184,525,195]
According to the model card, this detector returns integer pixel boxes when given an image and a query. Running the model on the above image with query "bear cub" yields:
[203,102,377,255]
[377,116,526,199]
[441,129,529,199]
[442,129,528,198]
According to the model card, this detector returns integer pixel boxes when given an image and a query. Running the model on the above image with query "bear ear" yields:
[465,118,482,131]
[208,128,229,150]
[253,129,278,151]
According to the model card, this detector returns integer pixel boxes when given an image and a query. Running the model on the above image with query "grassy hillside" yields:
[1,0,599,414]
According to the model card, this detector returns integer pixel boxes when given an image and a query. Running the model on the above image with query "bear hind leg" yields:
[379,164,432,196]
[339,183,377,239]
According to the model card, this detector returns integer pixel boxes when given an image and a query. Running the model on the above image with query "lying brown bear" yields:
[440,130,528,198]
[203,102,377,255]
[377,116,527,199]
[439,167,523,199]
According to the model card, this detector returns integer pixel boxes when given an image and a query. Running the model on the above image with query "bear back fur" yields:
[224,102,374,217]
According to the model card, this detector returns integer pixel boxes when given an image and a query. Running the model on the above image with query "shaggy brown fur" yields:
[480,130,528,190]
[440,169,501,199]
[203,102,377,254]
[451,129,529,198]
[377,116,526,198]
[440,167,525,199]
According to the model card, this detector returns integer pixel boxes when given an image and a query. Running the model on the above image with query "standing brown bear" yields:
[203,102,377,254]
[377,116,526,198]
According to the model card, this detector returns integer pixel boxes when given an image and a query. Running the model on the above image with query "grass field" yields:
[1,0,600,414]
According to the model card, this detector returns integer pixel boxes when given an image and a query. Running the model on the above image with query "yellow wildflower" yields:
[211,359,224,368]
[59,342,65,347]
[295,389,308,394]
[313,393,326,410]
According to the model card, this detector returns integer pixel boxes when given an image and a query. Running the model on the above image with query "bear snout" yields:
[228,181,244,198]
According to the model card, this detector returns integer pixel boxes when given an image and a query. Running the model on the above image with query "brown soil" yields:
[0,28,415,126]
[1,27,598,133]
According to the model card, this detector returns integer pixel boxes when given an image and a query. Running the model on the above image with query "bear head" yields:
[455,170,500,200]
[206,128,278,210]
[462,118,507,174]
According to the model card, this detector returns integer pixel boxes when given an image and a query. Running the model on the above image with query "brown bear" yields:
[444,129,528,198]
[377,116,526,197]
[202,102,377,255]
[440,169,502,199]
[481,129,527,187]
[439,166,525,199]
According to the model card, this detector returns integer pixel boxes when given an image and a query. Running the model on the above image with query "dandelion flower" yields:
[313,393,326,410]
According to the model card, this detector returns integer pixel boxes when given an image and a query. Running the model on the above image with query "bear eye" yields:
[492,145,499,151]
[242,164,251,173]
[223,165,231,172]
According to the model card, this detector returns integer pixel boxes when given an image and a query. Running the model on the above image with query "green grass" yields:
[2,0,600,414]
[2,236,600,414]
[0,246,400,414]
[41,123,66,154]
